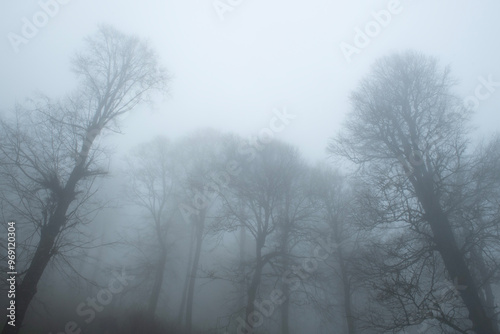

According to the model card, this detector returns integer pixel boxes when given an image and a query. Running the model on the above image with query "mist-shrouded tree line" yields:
[0,25,499,334]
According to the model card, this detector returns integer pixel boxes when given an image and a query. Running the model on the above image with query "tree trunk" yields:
[329,200,356,334]
[177,230,195,326]
[335,233,355,334]
[481,275,499,333]
[280,214,291,334]
[471,244,499,333]
[147,249,168,319]
[245,243,264,329]
[185,220,204,334]
[415,175,499,334]
[339,256,355,334]
[245,266,263,326]
[239,226,247,308]
[1,130,96,334]
[280,283,290,334]
[2,199,72,334]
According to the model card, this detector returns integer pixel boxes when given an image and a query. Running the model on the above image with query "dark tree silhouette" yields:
[124,137,178,320]
[214,140,306,332]
[329,50,499,334]
[0,25,167,334]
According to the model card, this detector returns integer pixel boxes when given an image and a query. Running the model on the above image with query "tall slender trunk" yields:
[338,252,355,334]
[280,283,290,334]
[471,245,499,333]
[480,273,499,333]
[239,226,247,308]
[177,230,195,326]
[147,249,168,319]
[328,197,356,334]
[245,242,264,328]
[414,175,499,334]
[185,215,205,334]
[280,210,291,334]
[482,282,499,333]
[245,265,263,325]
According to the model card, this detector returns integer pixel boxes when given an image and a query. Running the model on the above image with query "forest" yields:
[1,15,500,334]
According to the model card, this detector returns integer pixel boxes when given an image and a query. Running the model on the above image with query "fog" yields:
[1,1,500,334]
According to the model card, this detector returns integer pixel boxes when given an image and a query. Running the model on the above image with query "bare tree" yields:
[269,152,311,334]
[175,129,229,334]
[124,137,178,320]
[329,50,498,334]
[214,140,305,331]
[309,165,359,334]
[452,135,500,332]
[0,25,167,334]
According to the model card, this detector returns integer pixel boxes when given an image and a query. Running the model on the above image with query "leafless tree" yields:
[329,50,499,334]
[0,25,167,334]
[175,129,229,334]
[213,140,306,331]
[269,152,311,334]
[123,136,179,320]
[308,165,359,334]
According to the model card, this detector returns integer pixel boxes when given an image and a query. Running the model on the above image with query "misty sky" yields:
[1,0,499,162]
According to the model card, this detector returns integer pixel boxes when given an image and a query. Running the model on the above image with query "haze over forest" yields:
[1,1,500,334]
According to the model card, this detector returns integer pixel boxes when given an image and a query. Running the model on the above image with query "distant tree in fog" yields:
[174,129,229,334]
[308,165,359,334]
[124,136,179,320]
[213,140,307,332]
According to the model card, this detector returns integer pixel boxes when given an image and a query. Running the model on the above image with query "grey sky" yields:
[1,0,499,162]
